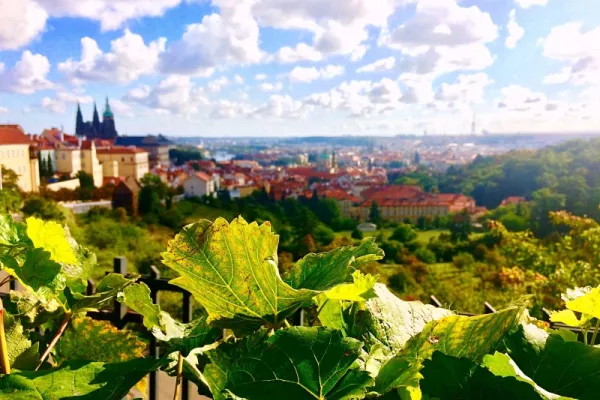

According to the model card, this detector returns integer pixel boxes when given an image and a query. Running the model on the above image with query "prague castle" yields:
[76,98,118,139]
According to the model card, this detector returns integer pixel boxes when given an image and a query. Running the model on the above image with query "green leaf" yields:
[117,282,221,355]
[162,217,316,329]
[315,297,353,335]
[224,327,373,400]
[398,306,523,363]
[481,352,517,378]
[2,310,33,368]
[3,290,62,329]
[25,217,78,265]
[349,284,453,355]
[10,248,66,303]
[53,316,145,365]
[420,352,544,400]
[0,215,29,249]
[285,237,383,291]
[67,273,134,313]
[373,357,422,397]
[0,358,165,399]
[61,242,97,294]
[505,326,600,400]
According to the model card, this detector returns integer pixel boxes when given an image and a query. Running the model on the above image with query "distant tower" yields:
[102,97,118,139]
[76,102,84,136]
[92,102,101,135]
[331,149,337,169]
[471,114,476,136]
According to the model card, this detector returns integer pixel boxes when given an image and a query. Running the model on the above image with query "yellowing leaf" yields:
[26,217,77,265]
[322,271,377,302]
[550,310,588,327]
[162,217,316,329]
[566,286,600,320]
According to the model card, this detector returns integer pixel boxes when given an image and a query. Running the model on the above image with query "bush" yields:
[379,240,404,264]
[452,252,475,270]
[414,247,437,264]
[351,228,363,240]
[390,224,417,243]
[314,225,335,246]
[21,196,65,221]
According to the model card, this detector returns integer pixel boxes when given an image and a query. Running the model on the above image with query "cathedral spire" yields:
[76,102,84,136]
[92,102,101,134]
[103,97,113,118]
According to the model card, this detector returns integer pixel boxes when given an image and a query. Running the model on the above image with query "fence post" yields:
[429,295,442,308]
[149,266,160,400]
[484,302,496,314]
[113,257,127,328]
[182,292,192,400]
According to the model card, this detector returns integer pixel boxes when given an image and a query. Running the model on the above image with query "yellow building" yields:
[0,125,39,192]
[96,147,149,180]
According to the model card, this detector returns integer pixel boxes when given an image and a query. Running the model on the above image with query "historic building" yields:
[76,98,118,139]
[0,125,40,192]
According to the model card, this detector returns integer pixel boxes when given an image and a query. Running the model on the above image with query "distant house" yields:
[112,176,141,215]
[357,223,377,232]
[114,135,173,167]
[183,172,216,198]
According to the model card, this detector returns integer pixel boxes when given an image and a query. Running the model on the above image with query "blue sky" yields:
[0,0,599,137]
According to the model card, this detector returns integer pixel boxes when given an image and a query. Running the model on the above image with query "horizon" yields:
[1,0,599,137]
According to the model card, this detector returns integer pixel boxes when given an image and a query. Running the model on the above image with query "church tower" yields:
[76,102,84,136]
[102,97,118,139]
[92,102,101,135]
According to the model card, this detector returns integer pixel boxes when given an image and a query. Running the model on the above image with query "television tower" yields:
[471,113,476,136]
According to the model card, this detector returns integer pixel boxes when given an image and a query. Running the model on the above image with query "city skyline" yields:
[0,0,599,137]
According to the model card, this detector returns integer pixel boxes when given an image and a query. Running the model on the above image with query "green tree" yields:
[369,201,383,225]
[46,154,54,177]
[21,196,65,221]
[390,224,417,243]
[450,211,472,242]
[314,225,335,246]
[414,247,436,264]
[138,174,169,217]
[351,228,363,240]
[38,152,47,178]
[531,188,566,237]
[76,171,95,190]
[1,166,19,190]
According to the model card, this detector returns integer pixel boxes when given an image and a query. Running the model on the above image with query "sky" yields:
[0,0,599,137]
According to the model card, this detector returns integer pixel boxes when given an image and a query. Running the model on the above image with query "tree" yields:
[351,228,363,240]
[413,151,421,165]
[0,189,21,213]
[76,171,95,190]
[369,201,382,225]
[314,225,335,246]
[414,247,436,264]
[46,154,54,177]
[21,196,65,221]
[531,188,566,237]
[390,224,417,243]
[1,166,19,190]
[450,210,472,242]
[138,173,169,217]
[38,152,47,178]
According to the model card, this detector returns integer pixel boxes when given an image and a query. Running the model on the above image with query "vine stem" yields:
[36,312,71,371]
[0,299,11,374]
[591,319,600,346]
[173,352,184,400]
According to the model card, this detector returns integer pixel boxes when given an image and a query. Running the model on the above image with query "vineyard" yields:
[0,214,599,399]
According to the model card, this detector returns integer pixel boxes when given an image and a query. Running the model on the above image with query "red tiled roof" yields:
[0,125,31,145]
[193,172,212,181]
[97,146,147,154]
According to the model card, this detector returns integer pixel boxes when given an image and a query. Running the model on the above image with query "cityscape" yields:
[1,0,600,399]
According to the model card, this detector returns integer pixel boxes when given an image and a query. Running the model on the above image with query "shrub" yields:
[414,247,437,264]
[21,196,65,221]
[390,223,417,243]
[351,228,363,240]
[314,224,335,246]
[452,252,475,270]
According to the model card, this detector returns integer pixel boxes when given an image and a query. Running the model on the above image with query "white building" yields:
[183,172,216,198]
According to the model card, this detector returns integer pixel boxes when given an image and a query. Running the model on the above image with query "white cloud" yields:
[234,75,244,84]
[0,0,47,50]
[0,51,53,94]
[399,44,494,77]
[109,99,135,117]
[273,43,324,64]
[123,75,208,115]
[541,23,600,86]
[210,100,252,119]
[435,73,493,105]
[357,57,396,73]
[251,94,307,119]
[59,30,166,84]
[0,107,8,113]
[255,74,268,81]
[160,0,262,75]
[41,91,94,114]
[207,76,231,93]
[289,65,344,83]
[514,0,548,8]
[384,0,498,53]
[36,0,182,31]
[258,82,284,92]
[505,9,524,49]
[497,85,547,112]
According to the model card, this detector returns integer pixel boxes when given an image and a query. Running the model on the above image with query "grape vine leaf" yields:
[117,282,221,355]
[224,327,373,400]
[2,310,33,368]
[564,285,600,320]
[3,290,62,328]
[321,271,378,302]
[374,307,524,394]
[349,284,453,356]
[284,238,384,291]
[25,217,78,265]
[162,217,317,329]
[53,316,145,365]
[420,352,544,400]
[505,326,600,400]
[0,215,30,250]
[0,358,166,399]
[10,248,66,302]
[67,273,134,313]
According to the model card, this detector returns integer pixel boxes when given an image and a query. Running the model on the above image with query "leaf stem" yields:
[0,299,11,374]
[284,319,291,328]
[582,327,589,345]
[591,319,600,346]
[0,276,14,288]
[173,352,184,400]
[36,312,71,371]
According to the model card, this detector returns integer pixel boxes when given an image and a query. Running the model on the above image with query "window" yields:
[122,157,125,162]
[62,153,66,160]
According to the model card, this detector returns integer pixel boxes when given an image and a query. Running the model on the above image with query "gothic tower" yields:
[102,97,118,139]
[92,102,101,135]
[75,102,84,136]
